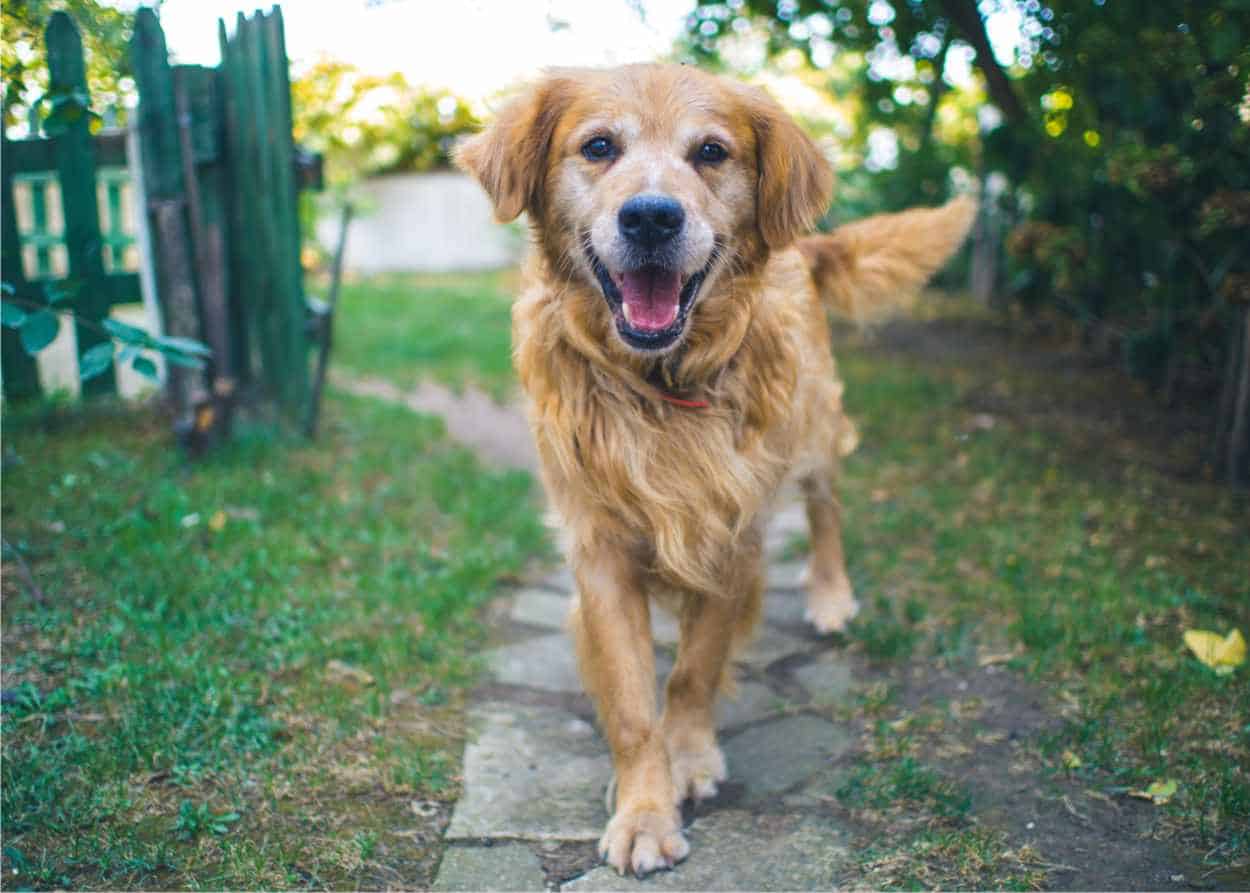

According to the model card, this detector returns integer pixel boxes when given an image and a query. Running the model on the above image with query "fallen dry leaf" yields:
[208,510,228,532]
[978,650,1020,667]
[1182,628,1245,675]
[1128,778,1178,805]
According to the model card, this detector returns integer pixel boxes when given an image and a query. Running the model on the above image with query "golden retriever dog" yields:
[457,63,974,877]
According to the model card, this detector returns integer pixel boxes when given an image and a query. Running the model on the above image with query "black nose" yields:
[618,194,685,248]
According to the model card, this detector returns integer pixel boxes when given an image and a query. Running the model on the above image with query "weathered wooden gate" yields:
[1,13,140,401]
[2,6,324,444]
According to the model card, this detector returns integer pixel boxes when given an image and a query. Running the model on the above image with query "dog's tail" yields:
[797,195,977,321]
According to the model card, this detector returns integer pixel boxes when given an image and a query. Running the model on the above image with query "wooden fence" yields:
[2,6,326,446]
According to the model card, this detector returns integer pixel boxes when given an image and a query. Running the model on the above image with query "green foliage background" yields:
[684,0,1250,482]
[2,0,133,129]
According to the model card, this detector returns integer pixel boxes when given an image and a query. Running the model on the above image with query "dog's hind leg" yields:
[801,468,859,633]
[570,550,688,877]
[660,595,738,805]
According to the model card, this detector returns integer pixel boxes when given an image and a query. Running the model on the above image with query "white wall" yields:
[317,170,523,274]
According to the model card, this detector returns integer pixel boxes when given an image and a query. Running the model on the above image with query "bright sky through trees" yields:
[119,0,697,101]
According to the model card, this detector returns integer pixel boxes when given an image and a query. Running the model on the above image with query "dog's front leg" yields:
[571,551,688,877]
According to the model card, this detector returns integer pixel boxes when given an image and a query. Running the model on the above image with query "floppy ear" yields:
[744,86,834,250]
[454,75,572,222]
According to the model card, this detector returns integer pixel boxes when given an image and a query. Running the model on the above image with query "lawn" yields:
[330,271,519,401]
[816,311,1250,887]
[1,392,548,889]
[3,271,1247,889]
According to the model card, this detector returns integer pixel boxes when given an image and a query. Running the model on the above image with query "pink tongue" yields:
[619,268,681,331]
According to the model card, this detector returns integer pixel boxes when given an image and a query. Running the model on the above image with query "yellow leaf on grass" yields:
[1062,750,1082,769]
[1183,628,1246,675]
[1128,778,1178,805]
[208,510,228,532]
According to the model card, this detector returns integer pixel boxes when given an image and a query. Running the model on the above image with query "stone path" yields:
[335,374,540,473]
[435,502,862,891]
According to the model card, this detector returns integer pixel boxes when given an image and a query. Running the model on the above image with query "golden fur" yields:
[457,62,975,877]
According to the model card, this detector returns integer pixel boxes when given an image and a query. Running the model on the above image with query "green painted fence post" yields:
[244,11,286,412]
[263,7,308,419]
[1,121,42,401]
[131,7,204,431]
[216,7,309,423]
[216,18,252,387]
[175,64,235,402]
[46,10,115,396]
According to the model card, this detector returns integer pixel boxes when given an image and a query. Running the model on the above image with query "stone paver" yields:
[733,626,810,667]
[510,588,572,630]
[761,587,808,628]
[794,653,854,704]
[446,702,610,841]
[433,844,546,892]
[649,607,682,645]
[723,714,854,803]
[538,565,576,593]
[486,634,583,693]
[764,503,809,556]
[563,810,848,891]
[716,679,790,728]
[510,588,679,644]
[767,560,808,590]
[438,521,859,887]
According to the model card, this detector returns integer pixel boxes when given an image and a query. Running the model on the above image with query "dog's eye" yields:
[697,141,728,164]
[582,136,616,161]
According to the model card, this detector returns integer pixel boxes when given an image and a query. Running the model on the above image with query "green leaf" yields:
[1,281,15,295]
[1,299,28,327]
[131,354,159,381]
[103,317,149,344]
[79,342,115,381]
[1210,22,1243,63]
[43,282,78,306]
[164,351,206,370]
[154,335,213,357]
[118,343,139,364]
[19,310,59,354]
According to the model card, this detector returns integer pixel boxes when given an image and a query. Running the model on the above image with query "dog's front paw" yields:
[805,573,859,634]
[599,806,689,877]
[669,740,726,804]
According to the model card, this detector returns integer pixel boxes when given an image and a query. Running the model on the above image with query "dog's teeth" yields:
[622,303,634,326]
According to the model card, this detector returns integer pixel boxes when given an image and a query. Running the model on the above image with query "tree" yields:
[2,0,133,128]
[684,0,1250,484]
[290,58,478,185]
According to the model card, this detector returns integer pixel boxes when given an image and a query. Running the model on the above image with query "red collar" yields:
[655,389,709,409]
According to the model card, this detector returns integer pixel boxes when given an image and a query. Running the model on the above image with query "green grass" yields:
[4,273,1246,888]
[831,693,1046,890]
[331,271,518,400]
[1,392,549,889]
[827,314,1250,871]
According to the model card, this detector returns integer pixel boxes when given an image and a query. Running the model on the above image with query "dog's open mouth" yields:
[589,251,712,351]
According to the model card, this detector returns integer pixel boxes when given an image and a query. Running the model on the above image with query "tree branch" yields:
[938,0,1029,124]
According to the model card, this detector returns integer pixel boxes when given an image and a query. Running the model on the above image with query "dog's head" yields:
[456,64,833,355]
